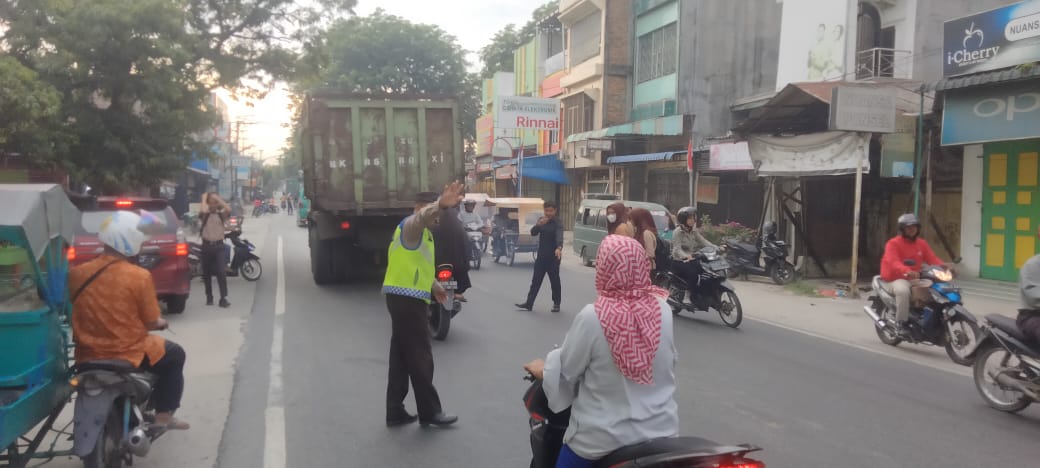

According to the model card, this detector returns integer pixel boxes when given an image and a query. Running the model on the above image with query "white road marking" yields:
[264,236,287,468]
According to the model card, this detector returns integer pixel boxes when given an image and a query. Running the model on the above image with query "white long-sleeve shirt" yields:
[542,299,679,460]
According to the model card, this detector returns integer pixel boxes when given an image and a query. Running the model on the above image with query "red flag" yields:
[687,139,694,173]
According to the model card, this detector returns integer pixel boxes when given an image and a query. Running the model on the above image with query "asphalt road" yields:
[218,218,1040,468]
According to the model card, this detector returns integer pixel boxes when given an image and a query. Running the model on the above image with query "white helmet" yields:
[98,211,148,257]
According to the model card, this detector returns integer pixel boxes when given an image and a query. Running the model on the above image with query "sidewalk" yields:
[38,216,272,467]
[560,231,1012,375]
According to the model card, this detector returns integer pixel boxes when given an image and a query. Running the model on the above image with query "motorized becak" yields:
[972,314,1039,413]
[488,197,543,267]
[862,262,981,366]
[653,245,744,328]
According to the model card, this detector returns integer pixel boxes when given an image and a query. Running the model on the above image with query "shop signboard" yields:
[943,0,1040,77]
[495,96,560,130]
[941,79,1040,145]
[708,142,755,171]
[828,86,896,133]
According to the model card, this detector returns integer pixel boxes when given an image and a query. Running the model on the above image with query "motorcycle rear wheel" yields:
[769,262,796,285]
[973,345,1032,413]
[872,302,903,346]
[429,304,451,341]
[82,404,123,468]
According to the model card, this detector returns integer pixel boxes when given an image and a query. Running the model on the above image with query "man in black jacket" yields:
[516,201,564,313]
[430,201,472,301]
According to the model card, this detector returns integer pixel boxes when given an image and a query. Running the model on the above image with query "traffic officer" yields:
[383,182,464,428]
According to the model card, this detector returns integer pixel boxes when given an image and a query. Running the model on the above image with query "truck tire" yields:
[311,226,337,285]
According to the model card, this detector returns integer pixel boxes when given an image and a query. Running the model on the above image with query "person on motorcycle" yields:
[431,201,472,302]
[1017,230,1040,342]
[670,207,717,297]
[69,211,189,431]
[458,199,484,227]
[880,213,945,328]
[523,235,678,467]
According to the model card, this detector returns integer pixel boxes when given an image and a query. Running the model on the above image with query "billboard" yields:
[476,114,494,155]
[495,96,560,130]
[943,0,1040,77]
[941,79,1040,145]
[775,0,849,90]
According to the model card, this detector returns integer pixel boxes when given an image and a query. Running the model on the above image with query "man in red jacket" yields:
[880,213,945,326]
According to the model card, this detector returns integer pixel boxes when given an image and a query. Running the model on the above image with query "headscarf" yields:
[606,202,628,235]
[593,235,668,385]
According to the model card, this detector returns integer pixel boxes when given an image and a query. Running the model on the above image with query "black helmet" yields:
[463,199,477,206]
[676,207,698,227]
[763,221,777,236]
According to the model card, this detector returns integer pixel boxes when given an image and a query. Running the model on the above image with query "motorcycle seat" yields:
[986,314,1036,344]
[75,359,136,373]
[597,436,724,466]
[728,241,758,253]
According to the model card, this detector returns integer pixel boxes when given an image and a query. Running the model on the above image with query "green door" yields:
[981,140,1040,281]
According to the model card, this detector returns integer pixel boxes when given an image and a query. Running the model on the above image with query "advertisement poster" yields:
[943,0,1040,77]
[697,176,720,205]
[775,0,849,90]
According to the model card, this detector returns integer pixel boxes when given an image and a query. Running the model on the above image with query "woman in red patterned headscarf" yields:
[523,235,678,467]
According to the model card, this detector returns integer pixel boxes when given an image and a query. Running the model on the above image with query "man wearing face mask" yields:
[670,207,716,299]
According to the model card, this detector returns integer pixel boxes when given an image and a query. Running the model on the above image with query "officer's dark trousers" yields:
[385,294,443,419]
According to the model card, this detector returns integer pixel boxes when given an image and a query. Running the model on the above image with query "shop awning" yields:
[566,114,687,143]
[933,66,1040,91]
[747,131,870,177]
[605,152,686,164]
[492,153,570,185]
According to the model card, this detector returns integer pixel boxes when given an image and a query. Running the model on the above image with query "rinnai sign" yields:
[943,0,1040,77]
[496,96,560,130]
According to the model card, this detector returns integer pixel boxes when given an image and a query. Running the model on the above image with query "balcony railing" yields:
[855,48,911,80]
[545,52,566,75]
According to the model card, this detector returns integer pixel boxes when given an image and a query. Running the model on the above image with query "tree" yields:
[477,1,559,79]
[0,0,356,192]
[294,10,479,139]
[0,56,68,161]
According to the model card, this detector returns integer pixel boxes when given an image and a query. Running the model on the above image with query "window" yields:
[595,209,607,228]
[637,23,678,83]
[562,93,595,142]
[569,12,602,65]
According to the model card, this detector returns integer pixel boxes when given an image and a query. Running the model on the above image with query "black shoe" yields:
[386,411,418,427]
[219,298,231,308]
[515,303,532,311]
[551,304,561,313]
[419,412,458,428]
[206,297,214,306]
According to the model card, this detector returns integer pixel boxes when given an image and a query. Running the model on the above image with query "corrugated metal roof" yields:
[605,152,684,164]
[933,66,1040,91]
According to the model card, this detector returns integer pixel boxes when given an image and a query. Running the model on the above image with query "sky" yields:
[224,0,540,163]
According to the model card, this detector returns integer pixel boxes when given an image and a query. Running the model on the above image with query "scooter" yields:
[71,361,164,468]
[187,229,262,281]
[723,223,794,285]
[972,314,1039,413]
[523,373,765,468]
[652,245,743,328]
[428,264,462,341]
[861,260,981,366]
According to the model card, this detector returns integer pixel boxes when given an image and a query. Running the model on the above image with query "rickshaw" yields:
[0,184,80,467]
[488,197,544,267]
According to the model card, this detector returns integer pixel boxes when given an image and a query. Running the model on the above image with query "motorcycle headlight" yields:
[933,269,953,282]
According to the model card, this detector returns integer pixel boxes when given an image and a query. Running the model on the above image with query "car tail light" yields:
[115,199,134,208]
[340,221,351,230]
[175,243,189,256]
[66,246,76,261]
[437,270,452,281]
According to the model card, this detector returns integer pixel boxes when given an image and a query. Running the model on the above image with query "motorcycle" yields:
[428,264,462,341]
[723,234,794,285]
[652,245,743,328]
[972,314,1039,413]
[465,222,488,271]
[71,360,165,468]
[187,229,262,281]
[861,261,981,366]
[523,373,765,468]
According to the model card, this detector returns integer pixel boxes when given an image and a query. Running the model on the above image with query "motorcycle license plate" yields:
[439,280,458,290]
[709,259,730,270]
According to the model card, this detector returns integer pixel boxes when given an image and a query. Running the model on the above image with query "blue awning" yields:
[491,153,570,185]
[605,151,685,164]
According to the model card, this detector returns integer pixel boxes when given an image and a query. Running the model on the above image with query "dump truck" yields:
[298,93,464,284]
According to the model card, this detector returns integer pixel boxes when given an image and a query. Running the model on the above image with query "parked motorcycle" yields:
[523,373,765,468]
[723,222,794,285]
[71,360,165,468]
[465,222,488,271]
[972,314,1039,413]
[429,264,462,341]
[187,229,262,281]
[861,261,981,366]
[652,244,743,328]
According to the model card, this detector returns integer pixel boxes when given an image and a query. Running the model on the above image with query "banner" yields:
[943,0,1040,77]
[495,96,560,130]
[775,0,849,90]
[709,142,755,171]
[941,79,1040,145]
